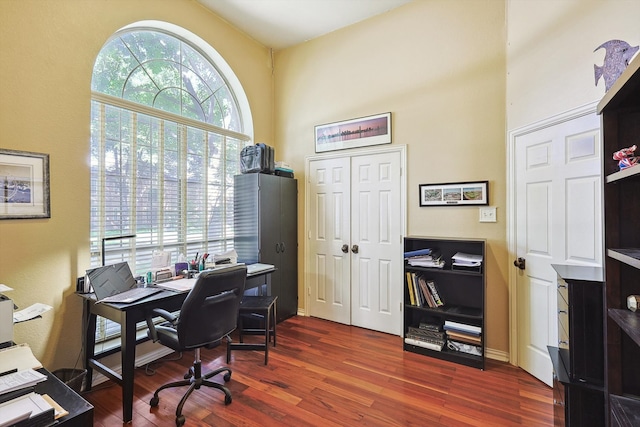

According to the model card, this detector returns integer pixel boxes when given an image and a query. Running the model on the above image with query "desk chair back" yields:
[177,265,246,349]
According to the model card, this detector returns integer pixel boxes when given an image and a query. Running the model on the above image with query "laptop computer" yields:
[87,262,161,304]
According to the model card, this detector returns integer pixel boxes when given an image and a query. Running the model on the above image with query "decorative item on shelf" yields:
[613,144,638,170]
[594,39,639,91]
[627,295,640,312]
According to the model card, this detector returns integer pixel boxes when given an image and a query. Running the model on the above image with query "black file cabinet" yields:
[234,173,298,322]
[549,264,604,427]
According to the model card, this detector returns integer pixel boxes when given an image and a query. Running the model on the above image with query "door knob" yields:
[341,244,349,253]
[513,257,526,270]
[351,244,359,254]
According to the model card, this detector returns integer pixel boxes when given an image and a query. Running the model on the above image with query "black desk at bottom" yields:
[33,368,94,426]
[80,267,274,423]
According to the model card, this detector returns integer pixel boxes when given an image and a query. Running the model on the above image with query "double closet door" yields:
[306,147,404,335]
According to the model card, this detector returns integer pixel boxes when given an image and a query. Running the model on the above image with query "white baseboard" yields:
[485,347,509,362]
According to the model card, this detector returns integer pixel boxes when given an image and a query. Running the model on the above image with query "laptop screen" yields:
[87,262,136,300]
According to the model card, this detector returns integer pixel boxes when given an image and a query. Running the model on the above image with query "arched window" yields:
[90,22,252,279]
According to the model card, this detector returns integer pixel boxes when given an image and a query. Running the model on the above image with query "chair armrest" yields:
[152,308,178,323]
[146,308,179,342]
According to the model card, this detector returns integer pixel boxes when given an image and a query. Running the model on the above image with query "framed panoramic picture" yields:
[419,181,488,206]
[0,149,50,219]
[315,112,391,153]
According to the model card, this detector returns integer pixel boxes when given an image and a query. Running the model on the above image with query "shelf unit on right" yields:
[599,52,640,426]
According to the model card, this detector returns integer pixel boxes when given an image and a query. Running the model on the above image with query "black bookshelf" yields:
[403,237,485,369]
[599,52,640,426]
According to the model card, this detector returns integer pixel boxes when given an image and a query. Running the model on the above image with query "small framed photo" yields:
[419,181,488,207]
[0,149,50,219]
[315,112,391,153]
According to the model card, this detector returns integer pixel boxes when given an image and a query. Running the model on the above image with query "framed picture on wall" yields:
[315,112,391,153]
[419,181,488,206]
[0,149,50,219]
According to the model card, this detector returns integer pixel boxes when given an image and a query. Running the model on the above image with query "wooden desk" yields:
[80,266,274,423]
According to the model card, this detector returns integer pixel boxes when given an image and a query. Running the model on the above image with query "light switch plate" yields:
[479,206,496,222]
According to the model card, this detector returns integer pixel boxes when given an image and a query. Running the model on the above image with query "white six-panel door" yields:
[307,147,404,336]
[513,110,601,386]
[307,157,352,325]
[350,153,402,335]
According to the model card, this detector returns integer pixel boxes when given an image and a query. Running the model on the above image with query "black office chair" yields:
[145,265,247,427]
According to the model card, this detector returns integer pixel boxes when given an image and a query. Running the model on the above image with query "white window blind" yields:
[90,27,252,345]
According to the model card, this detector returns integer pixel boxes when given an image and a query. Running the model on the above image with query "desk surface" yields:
[79,264,276,308]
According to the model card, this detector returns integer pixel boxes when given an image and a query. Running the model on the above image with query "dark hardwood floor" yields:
[83,316,554,426]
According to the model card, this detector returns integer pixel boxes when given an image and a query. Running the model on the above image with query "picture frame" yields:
[315,112,391,153]
[419,181,488,207]
[0,149,50,219]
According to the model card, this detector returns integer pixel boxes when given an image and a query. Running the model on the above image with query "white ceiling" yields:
[197,0,413,50]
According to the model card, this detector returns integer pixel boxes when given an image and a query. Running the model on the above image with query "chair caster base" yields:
[176,414,185,426]
[150,396,159,407]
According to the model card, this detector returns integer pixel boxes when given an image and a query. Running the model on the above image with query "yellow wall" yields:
[0,0,273,369]
[275,1,509,353]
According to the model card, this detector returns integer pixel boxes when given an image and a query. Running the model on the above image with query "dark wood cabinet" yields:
[598,53,640,425]
[403,237,485,369]
[234,174,298,322]
[549,264,605,427]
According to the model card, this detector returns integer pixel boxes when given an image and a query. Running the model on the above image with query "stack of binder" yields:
[404,323,445,351]
[404,248,444,268]
[451,252,483,271]
[0,344,68,426]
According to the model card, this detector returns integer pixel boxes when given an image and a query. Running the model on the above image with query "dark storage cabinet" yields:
[234,174,298,322]
[549,264,605,427]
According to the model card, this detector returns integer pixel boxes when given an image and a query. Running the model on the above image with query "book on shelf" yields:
[407,326,445,341]
[404,337,444,352]
[425,280,444,306]
[418,322,442,332]
[446,340,482,356]
[418,278,437,308]
[404,248,434,258]
[451,252,483,268]
[405,272,416,305]
[405,248,444,268]
[445,330,482,345]
[443,320,481,335]
[413,273,425,307]
[407,256,444,268]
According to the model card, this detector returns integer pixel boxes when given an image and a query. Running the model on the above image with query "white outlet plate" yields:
[479,206,496,223]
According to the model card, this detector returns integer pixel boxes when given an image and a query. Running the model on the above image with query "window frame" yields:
[89,22,253,347]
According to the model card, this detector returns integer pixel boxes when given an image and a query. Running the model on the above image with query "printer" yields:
[0,294,13,345]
